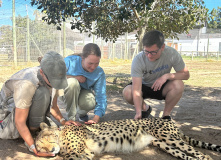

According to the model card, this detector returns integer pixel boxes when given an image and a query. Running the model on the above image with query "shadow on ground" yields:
[0,86,221,160]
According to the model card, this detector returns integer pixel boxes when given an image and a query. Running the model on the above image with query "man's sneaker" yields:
[142,106,152,118]
[162,115,171,120]
[78,115,89,123]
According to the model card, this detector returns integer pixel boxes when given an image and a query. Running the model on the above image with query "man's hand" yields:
[64,120,82,126]
[33,148,55,157]
[134,112,142,120]
[35,151,55,157]
[152,75,167,91]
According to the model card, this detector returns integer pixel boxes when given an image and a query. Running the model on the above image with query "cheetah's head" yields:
[35,122,60,154]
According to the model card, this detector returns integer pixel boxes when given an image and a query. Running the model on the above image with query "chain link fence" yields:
[0,22,138,64]
[1,22,220,65]
[0,2,221,65]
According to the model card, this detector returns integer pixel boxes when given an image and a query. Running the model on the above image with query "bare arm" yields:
[85,115,100,125]
[165,66,190,81]
[50,95,65,125]
[66,75,86,83]
[50,95,81,126]
[132,77,143,119]
[15,108,54,157]
[15,108,33,148]
[152,66,190,91]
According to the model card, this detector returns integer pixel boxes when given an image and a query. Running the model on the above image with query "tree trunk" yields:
[138,27,146,52]
[137,0,158,52]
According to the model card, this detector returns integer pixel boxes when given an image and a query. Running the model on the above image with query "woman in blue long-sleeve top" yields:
[63,43,107,124]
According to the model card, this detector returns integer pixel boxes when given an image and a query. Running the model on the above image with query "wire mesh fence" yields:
[1,21,220,65]
[0,1,221,66]
[0,21,138,65]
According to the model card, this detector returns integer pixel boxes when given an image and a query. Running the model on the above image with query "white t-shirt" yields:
[131,45,185,87]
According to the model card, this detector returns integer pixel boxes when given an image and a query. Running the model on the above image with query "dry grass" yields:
[0,62,39,88]
[184,60,221,87]
[100,58,221,91]
[0,58,221,90]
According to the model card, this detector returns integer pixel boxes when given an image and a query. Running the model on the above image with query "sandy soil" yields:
[0,85,221,160]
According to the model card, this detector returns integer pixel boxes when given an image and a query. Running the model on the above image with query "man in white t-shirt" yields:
[123,30,190,120]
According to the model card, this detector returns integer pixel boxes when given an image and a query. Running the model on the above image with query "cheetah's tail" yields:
[181,133,221,153]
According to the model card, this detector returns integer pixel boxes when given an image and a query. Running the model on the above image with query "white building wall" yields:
[175,38,221,53]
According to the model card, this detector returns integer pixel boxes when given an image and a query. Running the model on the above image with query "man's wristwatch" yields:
[60,118,66,123]
[29,144,35,152]
[24,142,35,153]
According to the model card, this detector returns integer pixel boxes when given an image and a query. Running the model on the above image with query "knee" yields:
[66,78,80,91]
[122,85,133,103]
[78,91,96,110]
[171,80,184,93]
[79,99,96,110]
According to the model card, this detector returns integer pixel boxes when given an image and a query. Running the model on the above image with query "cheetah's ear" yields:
[40,122,49,130]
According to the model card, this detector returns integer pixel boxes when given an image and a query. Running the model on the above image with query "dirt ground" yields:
[0,85,221,160]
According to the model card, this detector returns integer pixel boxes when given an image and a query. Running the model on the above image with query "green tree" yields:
[30,0,207,50]
[0,25,13,53]
[0,15,57,46]
[0,14,59,59]
[0,15,27,47]
[208,7,221,29]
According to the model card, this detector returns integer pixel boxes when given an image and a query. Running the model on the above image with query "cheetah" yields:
[35,118,221,160]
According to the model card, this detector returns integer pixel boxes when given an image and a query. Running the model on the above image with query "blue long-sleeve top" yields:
[64,55,107,117]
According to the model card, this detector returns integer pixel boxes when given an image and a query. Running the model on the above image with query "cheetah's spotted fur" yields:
[35,118,221,160]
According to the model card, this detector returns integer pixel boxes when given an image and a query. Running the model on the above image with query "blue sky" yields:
[0,0,37,25]
[204,0,221,12]
[0,0,220,26]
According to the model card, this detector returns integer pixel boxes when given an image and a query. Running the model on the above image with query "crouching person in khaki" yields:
[0,51,81,157]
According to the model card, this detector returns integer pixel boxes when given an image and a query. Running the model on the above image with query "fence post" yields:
[26,5,30,62]
[59,31,62,54]
[206,34,209,61]
[124,32,128,60]
[206,52,208,61]
[100,39,103,59]
[63,21,66,57]
[132,42,139,60]
[191,51,193,61]
[12,0,17,66]
[120,36,123,59]
[112,42,115,60]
